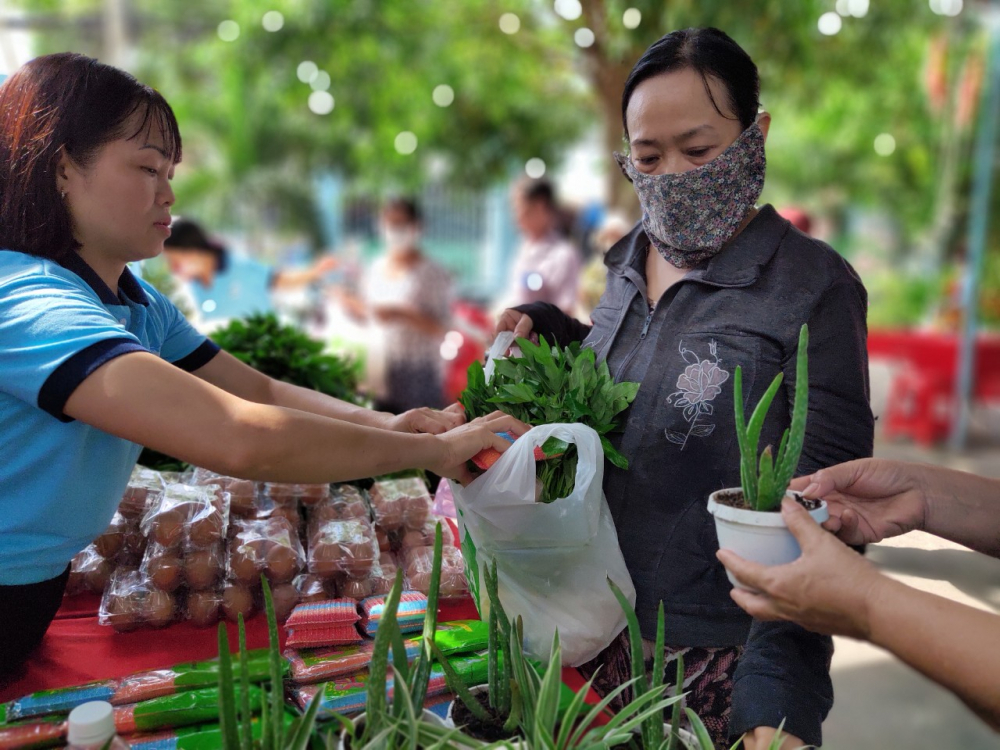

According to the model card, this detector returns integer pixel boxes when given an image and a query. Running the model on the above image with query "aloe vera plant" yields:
[215,576,322,750]
[734,324,810,512]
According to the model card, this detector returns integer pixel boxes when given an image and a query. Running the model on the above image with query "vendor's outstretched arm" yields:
[65,351,519,483]
[194,350,461,434]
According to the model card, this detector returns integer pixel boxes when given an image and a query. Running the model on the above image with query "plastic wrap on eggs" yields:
[99,569,178,631]
[141,484,230,550]
[190,467,258,519]
[307,518,378,579]
[186,587,221,627]
[227,517,305,587]
[120,466,165,522]
[402,545,468,599]
[368,478,432,532]
[399,516,454,551]
[308,484,370,525]
[65,544,114,596]
[338,551,399,600]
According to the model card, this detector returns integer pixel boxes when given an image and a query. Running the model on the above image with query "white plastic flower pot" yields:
[707,488,828,590]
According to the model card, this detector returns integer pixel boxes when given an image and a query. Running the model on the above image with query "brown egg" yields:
[370,576,394,596]
[147,553,183,592]
[119,487,148,520]
[270,583,299,621]
[292,574,328,604]
[122,529,147,558]
[400,531,424,549]
[186,590,220,627]
[408,572,432,593]
[228,490,257,517]
[94,530,123,560]
[298,484,329,506]
[340,577,372,600]
[185,548,221,590]
[222,582,255,622]
[66,570,86,596]
[439,569,466,598]
[153,508,186,548]
[377,507,404,531]
[403,498,429,530]
[265,544,299,584]
[105,595,141,632]
[376,528,392,552]
[342,544,374,577]
[189,512,223,547]
[269,506,301,531]
[229,546,260,584]
[145,590,176,628]
[84,558,114,593]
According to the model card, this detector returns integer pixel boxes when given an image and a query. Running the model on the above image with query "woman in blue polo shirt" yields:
[0,52,519,677]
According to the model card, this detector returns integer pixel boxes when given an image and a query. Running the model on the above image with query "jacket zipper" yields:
[615,304,655,382]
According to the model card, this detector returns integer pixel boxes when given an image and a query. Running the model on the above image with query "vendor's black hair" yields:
[621,27,759,138]
[384,196,422,224]
[0,52,181,261]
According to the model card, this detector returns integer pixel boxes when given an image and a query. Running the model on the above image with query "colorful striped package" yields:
[0,715,66,749]
[1,680,118,722]
[285,598,359,629]
[289,651,488,719]
[285,624,364,649]
[285,638,421,685]
[359,591,427,636]
[110,650,272,705]
[112,685,263,735]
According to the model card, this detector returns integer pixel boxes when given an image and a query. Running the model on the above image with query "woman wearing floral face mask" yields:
[496,28,874,750]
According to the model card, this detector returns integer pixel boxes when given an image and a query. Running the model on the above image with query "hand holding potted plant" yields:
[707,324,829,589]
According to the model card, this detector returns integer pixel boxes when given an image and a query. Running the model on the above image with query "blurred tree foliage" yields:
[12,0,990,263]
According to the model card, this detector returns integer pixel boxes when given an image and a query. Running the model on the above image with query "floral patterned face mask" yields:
[614,120,766,268]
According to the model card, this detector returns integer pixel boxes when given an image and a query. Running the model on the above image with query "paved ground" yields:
[821,366,1000,748]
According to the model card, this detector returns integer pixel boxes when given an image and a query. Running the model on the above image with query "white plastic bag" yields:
[453,422,636,667]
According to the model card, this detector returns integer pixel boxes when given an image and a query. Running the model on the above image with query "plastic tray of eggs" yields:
[368,478,432,533]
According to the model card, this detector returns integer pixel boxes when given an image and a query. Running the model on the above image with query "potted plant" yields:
[437,559,680,749]
[706,324,829,588]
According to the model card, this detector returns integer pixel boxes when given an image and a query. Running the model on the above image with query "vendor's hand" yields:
[717,498,885,640]
[790,458,928,546]
[495,308,535,342]
[742,727,805,750]
[442,401,468,423]
[428,411,528,484]
[384,407,464,435]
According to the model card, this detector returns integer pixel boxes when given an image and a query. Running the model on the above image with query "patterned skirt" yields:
[577,629,744,750]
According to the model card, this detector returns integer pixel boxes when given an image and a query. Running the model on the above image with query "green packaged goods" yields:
[111,650,273,704]
[113,685,263,734]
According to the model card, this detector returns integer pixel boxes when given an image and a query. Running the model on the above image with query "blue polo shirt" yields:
[189,253,274,321]
[0,249,219,585]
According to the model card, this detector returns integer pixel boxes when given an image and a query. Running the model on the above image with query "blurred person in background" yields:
[500,177,582,316]
[719,457,1000,732]
[162,218,336,324]
[776,206,812,235]
[338,198,453,413]
[576,211,633,320]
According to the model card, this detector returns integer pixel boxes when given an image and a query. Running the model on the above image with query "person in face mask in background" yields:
[495,28,874,750]
[341,198,453,413]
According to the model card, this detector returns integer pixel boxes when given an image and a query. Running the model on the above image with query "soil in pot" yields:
[451,691,522,743]
[714,488,821,512]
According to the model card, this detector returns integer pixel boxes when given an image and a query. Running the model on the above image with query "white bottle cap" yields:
[67,701,116,745]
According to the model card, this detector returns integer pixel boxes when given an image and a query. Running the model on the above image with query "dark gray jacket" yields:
[517,205,874,746]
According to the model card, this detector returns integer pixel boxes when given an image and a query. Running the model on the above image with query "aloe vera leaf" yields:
[366,570,405,741]
[733,366,755,505]
[217,623,240,750]
[409,524,443,711]
[429,640,492,723]
[237,614,252,750]
[773,325,810,496]
[667,653,685,750]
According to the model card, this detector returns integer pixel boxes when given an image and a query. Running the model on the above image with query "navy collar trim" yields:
[59,251,150,307]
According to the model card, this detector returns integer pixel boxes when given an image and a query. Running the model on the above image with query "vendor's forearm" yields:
[920,464,1000,557]
[216,402,437,482]
[867,576,1000,730]
[268,379,389,429]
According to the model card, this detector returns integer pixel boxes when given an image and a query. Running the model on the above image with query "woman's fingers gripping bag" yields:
[453,422,635,666]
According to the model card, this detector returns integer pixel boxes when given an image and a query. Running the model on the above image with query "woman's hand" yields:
[789,458,928,546]
[383,407,464,435]
[427,411,529,484]
[717,498,886,640]
[495,308,535,340]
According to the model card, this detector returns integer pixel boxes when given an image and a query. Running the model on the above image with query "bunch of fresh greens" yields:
[734,324,810,513]
[460,336,639,502]
[211,313,363,404]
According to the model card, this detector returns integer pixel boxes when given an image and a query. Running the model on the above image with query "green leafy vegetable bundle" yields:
[460,336,639,502]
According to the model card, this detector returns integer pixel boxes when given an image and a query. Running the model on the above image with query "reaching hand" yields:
[385,407,464,435]
[494,308,535,341]
[428,411,529,484]
[789,458,928,546]
[717,498,884,640]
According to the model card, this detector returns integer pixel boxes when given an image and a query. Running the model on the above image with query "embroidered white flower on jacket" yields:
[665,340,730,450]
